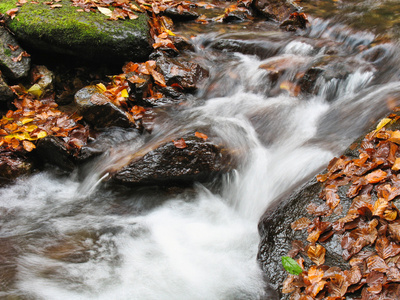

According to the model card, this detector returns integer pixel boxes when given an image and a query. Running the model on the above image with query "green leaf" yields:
[282,256,303,275]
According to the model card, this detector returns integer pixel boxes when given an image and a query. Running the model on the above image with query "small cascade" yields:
[1,13,400,300]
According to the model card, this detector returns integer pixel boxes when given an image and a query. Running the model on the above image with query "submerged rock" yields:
[0,27,30,79]
[111,133,234,185]
[0,0,152,62]
[74,85,132,129]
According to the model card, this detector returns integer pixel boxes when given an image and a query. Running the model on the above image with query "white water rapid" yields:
[2,18,400,299]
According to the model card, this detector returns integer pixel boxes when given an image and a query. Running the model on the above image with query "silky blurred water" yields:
[2,14,400,300]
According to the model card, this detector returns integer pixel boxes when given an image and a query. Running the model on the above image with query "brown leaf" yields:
[291,217,312,231]
[307,244,326,266]
[173,138,187,149]
[6,8,18,19]
[344,265,362,285]
[325,185,341,209]
[388,222,400,242]
[328,273,349,297]
[376,236,400,259]
[305,280,327,297]
[307,265,324,284]
[151,70,166,87]
[367,255,389,272]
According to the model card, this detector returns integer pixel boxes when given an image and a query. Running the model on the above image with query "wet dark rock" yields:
[253,0,298,22]
[35,135,101,171]
[298,67,324,94]
[0,73,14,102]
[207,35,283,59]
[163,7,199,21]
[170,35,195,52]
[30,65,54,93]
[127,72,152,101]
[111,133,235,185]
[223,10,249,23]
[0,27,30,80]
[74,85,132,129]
[0,152,33,181]
[257,177,352,299]
[155,53,209,92]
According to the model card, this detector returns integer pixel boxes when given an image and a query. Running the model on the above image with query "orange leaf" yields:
[365,169,387,183]
[151,70,166,87]
[307,244,326,266]
[173,138,187,149]
[22,140,36,152]
[195,132,208,141]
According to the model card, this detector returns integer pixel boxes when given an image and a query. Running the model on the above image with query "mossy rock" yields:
[0,0,152,63]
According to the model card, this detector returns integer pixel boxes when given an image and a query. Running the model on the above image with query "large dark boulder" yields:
[257,114,400,299]
[0,27,30,79]
[111,133,235,185]
[0,0,152,63]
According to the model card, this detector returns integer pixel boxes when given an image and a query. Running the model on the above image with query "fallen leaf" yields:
[98,7,113,17]
[307,244,326,266]
[22,140,35,152]
[173,138,187,149]
[195,132,208,141]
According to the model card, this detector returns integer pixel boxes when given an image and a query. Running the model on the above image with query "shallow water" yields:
[2,8,400,300]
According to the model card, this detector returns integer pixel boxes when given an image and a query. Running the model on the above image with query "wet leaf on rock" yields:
[173,138,187,149]
[291,217,312,231]
[306,244,326,266]
[282,256,303,275]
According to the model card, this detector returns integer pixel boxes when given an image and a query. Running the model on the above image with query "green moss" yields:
[0,0,17,13]
[0,0,151,61]
[4,48,12,56]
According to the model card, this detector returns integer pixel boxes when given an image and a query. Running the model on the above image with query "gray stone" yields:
[0,27,30,79]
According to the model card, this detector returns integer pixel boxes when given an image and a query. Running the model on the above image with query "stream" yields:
[2,1,400,299]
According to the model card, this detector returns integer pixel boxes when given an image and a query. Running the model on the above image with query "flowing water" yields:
[2,4,400,300]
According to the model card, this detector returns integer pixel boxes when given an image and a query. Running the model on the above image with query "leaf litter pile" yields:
[283,115,400,299]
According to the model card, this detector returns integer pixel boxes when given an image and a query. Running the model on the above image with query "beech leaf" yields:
[98,7,113,17]
[281,256,303,275]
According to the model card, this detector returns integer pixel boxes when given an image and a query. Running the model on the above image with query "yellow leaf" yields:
[165,29,176,36]
[96,83,107,93]
[4,132,30,141]
[98,7,113,17]
[120,89,129,98]
[27,84,43,98]
[36,131,48,139]
[375,118,392,131]
[23,124,38,132]
[20,117,34,125]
